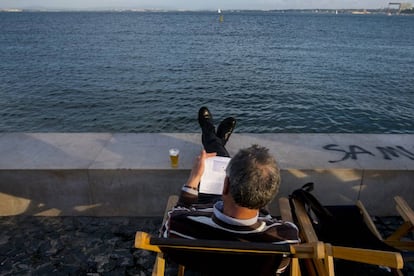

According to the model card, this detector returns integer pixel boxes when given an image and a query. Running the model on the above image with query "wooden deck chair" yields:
[359,196,414,253]
[135,231,325,276]
[285,184,406,276]
[287,196,404,276]
[135,195,326,276]
[152,195,180,276]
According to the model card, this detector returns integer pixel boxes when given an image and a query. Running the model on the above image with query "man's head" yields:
[225,145,281,209]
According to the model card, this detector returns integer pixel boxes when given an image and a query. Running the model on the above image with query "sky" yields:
[0,0,392,11]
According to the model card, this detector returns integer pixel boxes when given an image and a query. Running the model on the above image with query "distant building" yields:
[388,2,413,14]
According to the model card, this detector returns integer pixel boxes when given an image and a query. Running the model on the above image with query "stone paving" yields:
[0,216,162,276]
[0,215,413,276]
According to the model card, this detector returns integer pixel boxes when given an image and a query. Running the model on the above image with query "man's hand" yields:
[185,150,217,189]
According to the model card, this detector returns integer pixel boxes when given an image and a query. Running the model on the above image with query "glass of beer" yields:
[169,148,180,168]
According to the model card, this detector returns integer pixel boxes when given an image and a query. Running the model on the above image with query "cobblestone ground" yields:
[0,216,163,276]
[0,216,413,276]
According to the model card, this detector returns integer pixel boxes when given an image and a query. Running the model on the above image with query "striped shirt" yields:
[161,189,300,275]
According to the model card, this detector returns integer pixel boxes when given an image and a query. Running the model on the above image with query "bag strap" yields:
[290,183,333,221]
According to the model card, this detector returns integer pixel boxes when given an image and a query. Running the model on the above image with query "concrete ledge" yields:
[0,133,413,216]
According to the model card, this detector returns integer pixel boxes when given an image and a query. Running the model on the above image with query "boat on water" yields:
[218,8,223,22]
[352,10,371,15]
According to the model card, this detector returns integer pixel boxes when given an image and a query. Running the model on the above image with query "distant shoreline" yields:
[1,8,412,15]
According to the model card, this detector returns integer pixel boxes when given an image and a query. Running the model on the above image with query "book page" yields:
[199,156,231,195]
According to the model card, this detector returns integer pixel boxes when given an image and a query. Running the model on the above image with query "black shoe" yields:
[198,106,215,133]
[217,117,236,145]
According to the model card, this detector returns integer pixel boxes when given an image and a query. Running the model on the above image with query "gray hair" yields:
[225,145,281,209]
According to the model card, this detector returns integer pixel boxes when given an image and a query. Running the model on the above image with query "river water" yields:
[0,11,413,133]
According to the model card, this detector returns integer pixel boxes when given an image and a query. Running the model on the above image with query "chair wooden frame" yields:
[151,195,180,276]
[135,195,326,276]
[358,196,414,252]
[135,231,325,276]
[286,196,405,276]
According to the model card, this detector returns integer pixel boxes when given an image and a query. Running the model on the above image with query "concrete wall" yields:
[0,133,413,217]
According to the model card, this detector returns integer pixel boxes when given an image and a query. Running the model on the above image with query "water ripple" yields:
[0,12,413,133]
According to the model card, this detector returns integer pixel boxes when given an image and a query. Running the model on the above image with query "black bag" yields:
[289,182,397,251]
[289,183,404,275]
[289,182,333,235]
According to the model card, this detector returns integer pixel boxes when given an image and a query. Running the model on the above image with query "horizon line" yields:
[0,7,394,12]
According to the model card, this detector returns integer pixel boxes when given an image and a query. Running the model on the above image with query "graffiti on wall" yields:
[323,144,414,163]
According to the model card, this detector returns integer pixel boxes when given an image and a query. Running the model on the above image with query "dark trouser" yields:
[201,127,230,157]
[198,125,230,204]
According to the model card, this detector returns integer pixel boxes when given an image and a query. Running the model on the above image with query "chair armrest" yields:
[331,245,404,269]
[135,231,161,253]
[356,200,384,240]
[162,195,179,225]
[279,197,293,222]
[291,198,319,243]
[394,196,414,227]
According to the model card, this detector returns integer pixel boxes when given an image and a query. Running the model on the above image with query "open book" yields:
[199,156,231,195]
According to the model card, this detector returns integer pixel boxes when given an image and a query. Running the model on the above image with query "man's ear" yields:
[222,176,230,195]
